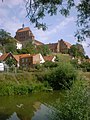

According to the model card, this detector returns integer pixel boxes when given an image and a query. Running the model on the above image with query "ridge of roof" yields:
[17,27,30,33]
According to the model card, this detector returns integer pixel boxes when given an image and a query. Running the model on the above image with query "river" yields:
[0,91,63,120]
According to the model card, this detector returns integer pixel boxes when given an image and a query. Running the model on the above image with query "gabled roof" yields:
[0,53,10,61]
[14,54,30,62]
[0,53,18,62]
[43,56,55,62]
[16,27,30,33]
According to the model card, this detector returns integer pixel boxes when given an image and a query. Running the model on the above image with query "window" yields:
[22,59,24,62]
[26,58,28,62]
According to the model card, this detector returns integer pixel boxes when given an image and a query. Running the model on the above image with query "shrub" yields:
[43,63,77,90]
[52,79,90,120]
[79,62,90,72]
[43,61,58,68]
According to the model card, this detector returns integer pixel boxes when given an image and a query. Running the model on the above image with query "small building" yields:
[0,53,31,67]
[20,53,45,68]
[0,53,18,67]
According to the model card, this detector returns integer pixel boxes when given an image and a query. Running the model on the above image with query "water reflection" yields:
[0,91,63,120]
[7,103,53,120]
[32,104,53,120]
[7,112,20,120]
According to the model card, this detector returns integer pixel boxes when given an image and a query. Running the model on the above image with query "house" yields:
[19,53,45,68]
[0,53,18,67]
[0,53,30,67]
[44,56,56,62]
[14,54,31,67]
[47,39,72,54]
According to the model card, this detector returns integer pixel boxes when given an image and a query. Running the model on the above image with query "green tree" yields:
[5,43,17,54]
[69,43,85,58]
[37,45,51,56]
[19,41,36,54]
[6,57,16,67]
[0,29,17,53]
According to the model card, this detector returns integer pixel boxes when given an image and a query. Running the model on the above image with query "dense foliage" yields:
[37,63,77,90]
[52,79,90,120]
[79,61,90,72]
[0,29,17,53]
[69,43,85,58]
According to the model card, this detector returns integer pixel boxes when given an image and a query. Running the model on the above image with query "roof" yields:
[14,54,30,62]
[34,40,44,45]
[16,27,30,33]
[0,53,19,62]
[0,53,10,61]
[20,54,40,59]
[44,56,55,62]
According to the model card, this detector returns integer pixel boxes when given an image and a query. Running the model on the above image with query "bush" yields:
[43,63,77,90]
[70,59,79,69]
[43,61,58,68]
[52,79,90,120]
[79,62,90,72]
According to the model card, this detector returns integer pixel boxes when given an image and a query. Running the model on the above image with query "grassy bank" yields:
[0,72,51,96]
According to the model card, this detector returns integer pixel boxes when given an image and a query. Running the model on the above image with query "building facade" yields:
[15,27,44,47]
[47,39,72,53]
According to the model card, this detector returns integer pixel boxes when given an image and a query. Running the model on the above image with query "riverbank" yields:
[0,72,52,96]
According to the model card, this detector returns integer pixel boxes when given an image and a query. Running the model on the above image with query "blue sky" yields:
[0,0,90,57]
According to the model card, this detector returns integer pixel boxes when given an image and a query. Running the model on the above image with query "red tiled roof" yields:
[17,27,30,33]
[0,53,10,61]
[14,54,30,62]
[43,56,55,61]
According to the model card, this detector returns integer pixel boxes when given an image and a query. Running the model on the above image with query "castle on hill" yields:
[15,25,72,54]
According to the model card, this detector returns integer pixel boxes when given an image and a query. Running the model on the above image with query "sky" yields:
[0,0,90,57]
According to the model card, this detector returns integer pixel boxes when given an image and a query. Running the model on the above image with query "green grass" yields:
[0,72,51,96]
[54,53,71,63]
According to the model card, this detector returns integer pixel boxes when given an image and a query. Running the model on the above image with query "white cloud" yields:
[33,17,75,43]
[46,17,75,35]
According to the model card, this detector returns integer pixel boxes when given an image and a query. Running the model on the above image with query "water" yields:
[0,91,63,120]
